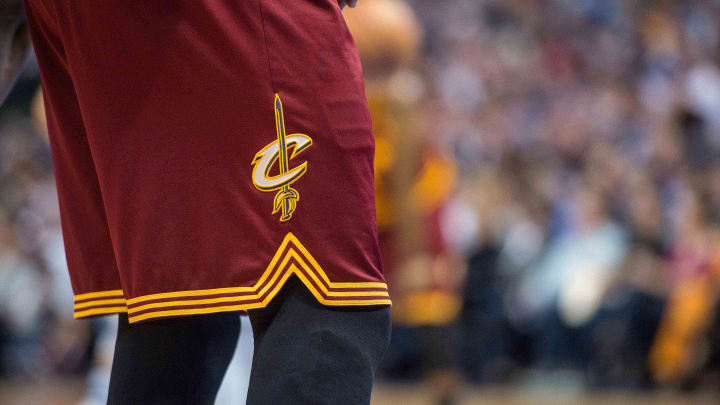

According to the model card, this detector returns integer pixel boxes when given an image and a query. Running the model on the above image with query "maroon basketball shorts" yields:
[24,0,389,323]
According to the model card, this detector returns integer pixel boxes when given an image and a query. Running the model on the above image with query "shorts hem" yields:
[73,233,390,323]
[126,233,390,322]
[73,289,127,318]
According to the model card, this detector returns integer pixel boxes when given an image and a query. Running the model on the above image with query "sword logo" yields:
[251,94,313,222]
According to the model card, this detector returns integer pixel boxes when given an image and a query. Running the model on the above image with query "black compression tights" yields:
[107,277,391,405]
[107,311,240,405]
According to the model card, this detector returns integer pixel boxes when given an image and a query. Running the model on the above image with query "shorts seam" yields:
[256,0,277,93]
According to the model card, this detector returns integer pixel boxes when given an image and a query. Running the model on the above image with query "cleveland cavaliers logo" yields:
[252,94,313,222]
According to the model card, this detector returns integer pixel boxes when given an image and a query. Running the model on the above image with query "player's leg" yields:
[246,277,391,405]
[107,312,240,405]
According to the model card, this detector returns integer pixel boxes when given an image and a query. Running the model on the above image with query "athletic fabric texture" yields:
[107,312,241,405]
[24,0,389,323]
[106,277,391,405]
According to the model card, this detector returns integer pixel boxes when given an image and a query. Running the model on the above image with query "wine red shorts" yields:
[24,0,389,323]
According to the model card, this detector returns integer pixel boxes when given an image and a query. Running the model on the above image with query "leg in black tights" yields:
[107,312,240,405]
[246,276,392,405]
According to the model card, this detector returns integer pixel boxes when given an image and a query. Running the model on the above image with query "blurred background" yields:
[3,0,720,404]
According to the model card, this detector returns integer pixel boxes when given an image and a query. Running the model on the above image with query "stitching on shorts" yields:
[256,0,278,94]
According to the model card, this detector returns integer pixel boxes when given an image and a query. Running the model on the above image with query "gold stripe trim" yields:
[127,254,293,315]
[128,265,390,323]
[65,233,389,322]
[129,298,393,323]
[126,233,388,306]
[129,295,259,314]
[74,290,124,301]
[130,268,297,322]
[74,298,127,309]
[293,268,393,307]
[127,255,389,314]
[125,286,256,304]
[74,306,127,318]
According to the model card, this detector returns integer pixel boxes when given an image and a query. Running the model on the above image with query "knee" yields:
[318,306,392,370]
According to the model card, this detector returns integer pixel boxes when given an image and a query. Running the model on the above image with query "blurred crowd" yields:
[3,0,720,400]
[0,71,88,379]
[360,0,720,394]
